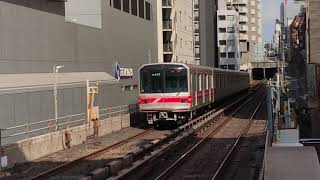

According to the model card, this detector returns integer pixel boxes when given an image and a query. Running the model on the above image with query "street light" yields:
[53,65,64,131]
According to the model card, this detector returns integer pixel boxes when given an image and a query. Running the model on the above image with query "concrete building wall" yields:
[0,0,158,131]
[227,0,263,71]
[307,0,320,64]
[198,0,218,67]
[217,10,240,70]
[175,0,195,64]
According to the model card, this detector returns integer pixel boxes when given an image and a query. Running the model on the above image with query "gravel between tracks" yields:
[4,127,170,179]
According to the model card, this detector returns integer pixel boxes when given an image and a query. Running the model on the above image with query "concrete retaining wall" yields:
[1,114,130,168]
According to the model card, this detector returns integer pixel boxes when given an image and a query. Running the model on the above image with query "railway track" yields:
[112,82,266,180]
[29,128,164,179]
[156,93,265,180]
[25,81,264,180]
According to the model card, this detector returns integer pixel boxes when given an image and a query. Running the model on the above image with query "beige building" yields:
[158,0,195,64]
[226,0,263,71]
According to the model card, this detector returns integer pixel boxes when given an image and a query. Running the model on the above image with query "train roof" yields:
[140,63,249,75]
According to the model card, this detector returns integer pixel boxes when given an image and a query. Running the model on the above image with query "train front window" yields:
[164,69,188,93]
[140,70,164,93]
[140,65,188,94]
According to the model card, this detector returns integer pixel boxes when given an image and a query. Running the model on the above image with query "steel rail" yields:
[30,128,154,180]
[154,90,263,180]
[211,100,263,180]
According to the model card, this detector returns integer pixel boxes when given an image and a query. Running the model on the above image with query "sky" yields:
[262,0,281,43]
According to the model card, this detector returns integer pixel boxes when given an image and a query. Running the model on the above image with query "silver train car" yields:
[138,63,250,125]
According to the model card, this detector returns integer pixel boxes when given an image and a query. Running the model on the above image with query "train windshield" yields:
[140,65,188,93]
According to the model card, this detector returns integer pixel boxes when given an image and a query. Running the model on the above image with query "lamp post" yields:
[53,65,64,131]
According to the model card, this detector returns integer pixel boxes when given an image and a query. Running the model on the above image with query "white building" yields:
[217,10,240,70]
[157,0,195,64]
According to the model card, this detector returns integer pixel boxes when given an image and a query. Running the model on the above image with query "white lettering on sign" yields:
[120,68,133,77]
[1,156,8,168]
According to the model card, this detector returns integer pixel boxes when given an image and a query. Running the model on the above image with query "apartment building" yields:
[158,0,195,64]
[226,0,263,71]
[217,10,240,70]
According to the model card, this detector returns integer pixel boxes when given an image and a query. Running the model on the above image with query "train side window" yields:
[193,74,197,92]
[208,75,212,89]
[199,74,201,90]
[211,75,214,88]
[205,74,208,90]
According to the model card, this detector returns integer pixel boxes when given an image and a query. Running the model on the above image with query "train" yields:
[138,63,250,126]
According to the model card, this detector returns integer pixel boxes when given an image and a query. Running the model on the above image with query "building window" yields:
[228,52,235,58]
[218,15,226,20]
[110,0,112,6]
[180,38,183,48]
[227,39,235,46]
[139,0,145,18]
[227,27,235,33]
[251,26,256,32]
[219,28,226,33]
[252,35,256,41]
[219,40,226,45]
[228,65,235,70]
[113,0,121,10]
[220,65,227,69]
[145,1,151,20]
[220,52,227,58]
[132,0,138,16]
[251,18,256,23]
[123,0,130,13]
[227,15,234,21]
[180,11,182,22]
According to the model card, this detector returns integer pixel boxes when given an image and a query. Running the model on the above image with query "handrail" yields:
[0,104,138,145]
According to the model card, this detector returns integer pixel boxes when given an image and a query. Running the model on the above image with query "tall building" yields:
[194,0,219,67]
[226,0,263,71]
[217,10,240,70]
[158,0,195,64]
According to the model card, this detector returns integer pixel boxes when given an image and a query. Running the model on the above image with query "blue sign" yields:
[114,62,121,80]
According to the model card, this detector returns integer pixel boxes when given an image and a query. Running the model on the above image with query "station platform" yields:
[264,146,320,180]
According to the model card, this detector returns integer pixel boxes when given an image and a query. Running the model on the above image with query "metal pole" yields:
[54,65,64,131]
[54,66,58,131]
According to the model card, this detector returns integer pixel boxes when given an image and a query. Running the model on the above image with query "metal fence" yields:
[0,104,138,146]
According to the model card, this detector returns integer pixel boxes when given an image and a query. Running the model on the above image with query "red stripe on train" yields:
[138,96,192,104]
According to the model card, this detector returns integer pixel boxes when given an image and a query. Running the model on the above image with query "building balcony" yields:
[163,20,173,30]
[162,0,173,7]
[195,53,200,58]
[239,16,248,22]
[163,43,173,53]
[194,3,199,9]
[239,25,248,31]
[195,40,200,45]
[232,0,248,5]
[238,7,248,14]
[240,34,248,40]
[195,15,199,21]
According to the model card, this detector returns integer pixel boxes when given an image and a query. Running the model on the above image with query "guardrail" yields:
[0,104,138,146]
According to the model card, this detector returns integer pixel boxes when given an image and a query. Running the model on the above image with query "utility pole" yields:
[53,65,64,131]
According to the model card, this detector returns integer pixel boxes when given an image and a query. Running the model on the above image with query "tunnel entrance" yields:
[265,68,277,79]
[252,68,264,80]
